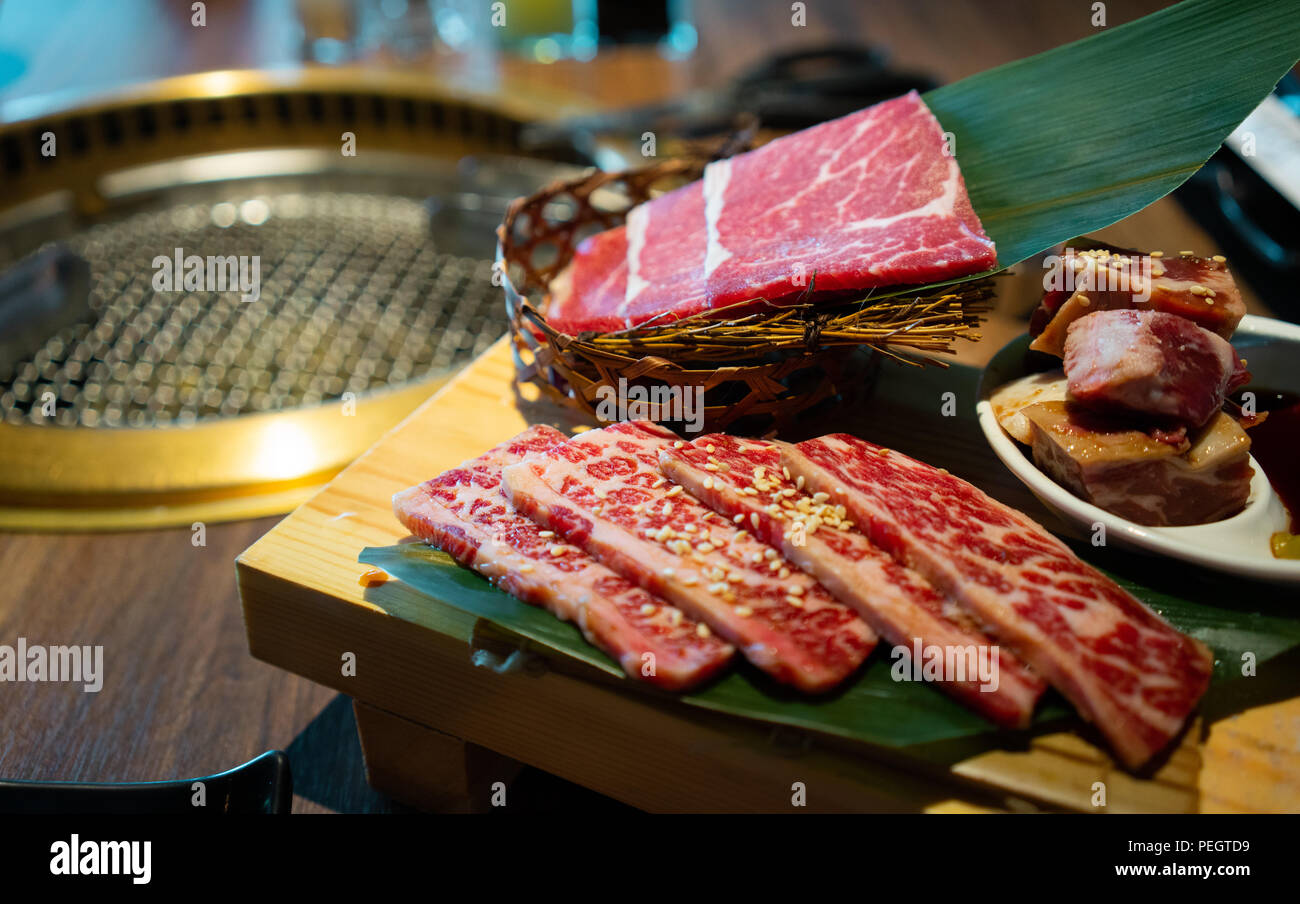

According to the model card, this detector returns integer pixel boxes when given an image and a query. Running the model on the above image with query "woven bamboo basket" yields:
[497,152,995,435]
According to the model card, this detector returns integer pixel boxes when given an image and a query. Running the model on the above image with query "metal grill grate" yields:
[0,192,504,427]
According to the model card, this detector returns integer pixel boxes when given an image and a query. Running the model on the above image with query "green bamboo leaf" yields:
[924,0,1300,268]
[360,541,1300,750]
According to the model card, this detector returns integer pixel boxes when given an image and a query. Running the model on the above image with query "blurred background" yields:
[0,0,1295,812]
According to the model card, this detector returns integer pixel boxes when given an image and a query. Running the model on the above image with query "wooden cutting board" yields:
[236,337,1300,813]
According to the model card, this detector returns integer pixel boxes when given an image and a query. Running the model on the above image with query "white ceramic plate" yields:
[977,314,1300,584]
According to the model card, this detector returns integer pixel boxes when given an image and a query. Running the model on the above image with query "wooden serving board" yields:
[237,338,1300,813]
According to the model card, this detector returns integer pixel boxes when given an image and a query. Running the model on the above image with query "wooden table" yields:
[5,0,1270,813]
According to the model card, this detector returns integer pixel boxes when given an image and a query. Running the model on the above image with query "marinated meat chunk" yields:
[1063,309,1250,427]
[1022,402,1254,527]
[1030,249,1245,356]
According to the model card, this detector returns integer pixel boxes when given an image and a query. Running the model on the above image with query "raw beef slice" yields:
[704,90,997,310]
[392,425,734,690]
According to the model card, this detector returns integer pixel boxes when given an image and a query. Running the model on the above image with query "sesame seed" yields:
[1150,251,1163,258]
[707,582,728,594]
[764,548,778,560]
[778,568,790,579]
[734,606,754,618]
[538,530,554,538]
[785,596,804,608]
[788,586,804,596]
[768,559,780,571]
[703,477,714,490]
[877,448,891,457]
[640,604,656,616]
[549,546,566,557]
[796,476,805,490]
[706,444,716,453]
[1212,254,1226,263]
[674,441,684,448]
[751,552,763,564]
[1190,284,1207,295]
[669,610,682,627]
[812,492,830,503]
[666,485,683,497]
[681,574,698,586]
[733,513,745,523]
[705,463,720,471]
[519,563,534,573]
[782,466,791,480]
[728,572,743,583]
[696,623,710,638]
[662,567,675,578]
[697,542,715,553]
[751,513,760,529]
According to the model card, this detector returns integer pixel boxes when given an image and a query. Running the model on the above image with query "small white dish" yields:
[977,314,1300,584]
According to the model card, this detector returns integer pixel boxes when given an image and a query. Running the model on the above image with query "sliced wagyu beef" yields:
[659,434,1045,728]
[783,434,1214,768]
[543,226,630,334]
[501,421,875,693]
[704,91,996,310]
[392,425,734,691]
[1063,309,1250,428]
[622,181,709,328]
[544,91,996,334]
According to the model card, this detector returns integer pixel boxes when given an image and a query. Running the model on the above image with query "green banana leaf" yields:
[360,0,1300,754]
[926,0,1300,269]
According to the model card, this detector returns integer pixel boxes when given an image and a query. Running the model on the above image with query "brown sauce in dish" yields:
[1233,389,1300,546]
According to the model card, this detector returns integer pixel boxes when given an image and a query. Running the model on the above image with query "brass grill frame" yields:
[0,68,588,530]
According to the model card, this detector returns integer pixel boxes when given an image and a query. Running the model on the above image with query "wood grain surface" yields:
[7,0,1290,813]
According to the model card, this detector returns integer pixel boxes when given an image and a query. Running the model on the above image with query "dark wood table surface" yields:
[1,0,1226,813]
